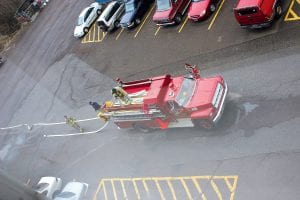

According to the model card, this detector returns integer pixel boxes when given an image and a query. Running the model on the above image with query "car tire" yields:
[210,4,216,12]
[134,18,141,25]
[133,124,153,133]
[52,191,60,198]
[97,9,101,15]
[114,20,120,29]
[275,4,282,18]
[174,14,182,25]
[83,27,89,34]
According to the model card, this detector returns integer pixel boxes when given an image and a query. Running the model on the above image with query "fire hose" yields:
[0,116,109,138]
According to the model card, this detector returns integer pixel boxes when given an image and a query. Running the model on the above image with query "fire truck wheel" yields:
[193,119,214,130]
[133,124,152,133]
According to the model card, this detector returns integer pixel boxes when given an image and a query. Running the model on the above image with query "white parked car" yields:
[74,2,103,38]
[97,1,125,32]
[34,176,62,199]
[54,181,89,200]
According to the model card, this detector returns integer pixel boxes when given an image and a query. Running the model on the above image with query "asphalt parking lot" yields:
[0,0,300,199]
[75,0,299,79]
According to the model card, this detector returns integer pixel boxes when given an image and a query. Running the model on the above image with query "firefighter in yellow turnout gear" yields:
[64,116,84,133]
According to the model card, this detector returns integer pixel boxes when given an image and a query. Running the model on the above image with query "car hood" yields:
[121,11,136,24]
[153,9,172,21]
[74,25,84,35]
[187,78,218,108]
[188,1,209,16]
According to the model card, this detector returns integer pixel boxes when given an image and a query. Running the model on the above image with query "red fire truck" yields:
[99,64,228,132]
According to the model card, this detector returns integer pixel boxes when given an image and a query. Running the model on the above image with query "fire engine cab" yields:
[99,64,228,132]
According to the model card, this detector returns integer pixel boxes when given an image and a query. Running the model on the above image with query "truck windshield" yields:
[157,0,171,11]
[176,78,196,107]
[237,7,257,15]
[125,1,135,12]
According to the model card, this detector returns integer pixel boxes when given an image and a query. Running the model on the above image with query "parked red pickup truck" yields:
[233,0,282,29]
[153,0,191,25]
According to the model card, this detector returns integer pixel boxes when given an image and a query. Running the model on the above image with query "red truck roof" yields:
[235,0,263,9]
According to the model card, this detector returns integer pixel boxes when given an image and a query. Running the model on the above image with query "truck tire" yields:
[174,14,182,25]
[193,119,214,130]
[133,124,153,133]
[114,20,120,29]
[275,4,282,18]
[97,9,101,15]
[135,18,141,25]
[210,4,216,12]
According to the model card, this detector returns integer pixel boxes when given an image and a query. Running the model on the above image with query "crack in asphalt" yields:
[45,59,69,119]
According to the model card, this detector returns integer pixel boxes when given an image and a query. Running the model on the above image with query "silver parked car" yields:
[74,2,103,38]
[97,1,125,32]
[54,181,88,200]
[34,176,62,199]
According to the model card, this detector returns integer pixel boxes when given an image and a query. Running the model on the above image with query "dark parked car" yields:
[120,0,154,29]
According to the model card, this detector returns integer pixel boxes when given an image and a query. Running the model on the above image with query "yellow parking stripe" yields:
[192,178,207,200]
[111,180,118,200]
[155,179,166,200]
[134,4,155,38]
[178,15,189,33]
[93,23,96,41]
[93,181,103,200]
[167,179,177,200]
[132,180,141,199]
[103,180,108,200]
[93,176,238,200]
[285,0,300,21]
[116,28,124,40]
[142,179,149,193]
[180,178,193,200]
[208,0,225,30]
[120,180,128,200]
[154,26,161,36]
[210,179,223,200]
[224,177,238,200]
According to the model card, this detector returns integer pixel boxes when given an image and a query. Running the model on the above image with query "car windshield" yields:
[175,78,196,107]
[34,183,49,191]
[125,1,135,12]
[191,0,204,2]
[77,16,84,26]
[55,191,76,198]
[157,0,171,11]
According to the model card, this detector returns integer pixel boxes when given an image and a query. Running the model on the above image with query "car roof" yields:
[38,177,61,184]
[235,0,263,9]
[62,182,85,193]
[99,1,118,19]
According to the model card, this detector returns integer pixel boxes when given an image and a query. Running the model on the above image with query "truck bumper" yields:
[156,21,176,26]
[212,82,228,124]
[241,22,271,29]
